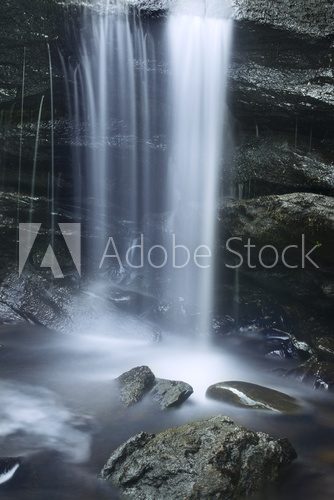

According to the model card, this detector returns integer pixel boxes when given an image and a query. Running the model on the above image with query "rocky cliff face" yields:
[0,0,72,104]
[231,0,334,37]
[0,0,333,377]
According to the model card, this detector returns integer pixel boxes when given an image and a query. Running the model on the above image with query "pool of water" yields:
[0,318,333,500]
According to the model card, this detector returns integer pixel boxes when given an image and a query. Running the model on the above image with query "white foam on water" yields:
[0,383,91,464]
[0,463,20,486]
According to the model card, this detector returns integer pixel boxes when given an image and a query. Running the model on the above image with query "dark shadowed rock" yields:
[314,337,334,362]
[206,381,300,413]
[229,138,334,198]
[287,357,334,391]
[116,366,155,406]
[0,0,72,104]
[230,0,334,37]
[151,378,193,409]
[101,415,297,499]
[220,193,334,268]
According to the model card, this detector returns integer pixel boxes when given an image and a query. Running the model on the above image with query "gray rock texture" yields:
[218,193,334,340]
[0,0,70,104]
[229,138,334,198]
[230,61,334,128]
[115,367,194,408]
[230,0,334,38]
[206,381,300,413]
[116,366,156,406]
[230,23,334,138]
[151,378,193,409]
[220,193,334,268]
[101,415,297,499]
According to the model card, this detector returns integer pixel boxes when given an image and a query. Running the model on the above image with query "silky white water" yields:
[167,12,232,334]
[71,0,233,336]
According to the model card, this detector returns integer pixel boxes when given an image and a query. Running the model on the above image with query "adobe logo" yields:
[19,223,81,279]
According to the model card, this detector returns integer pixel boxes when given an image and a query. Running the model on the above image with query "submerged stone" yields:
[206,381,300,413]
[151,378,193,409]
[101,415,297,499]
[116,366,155,407]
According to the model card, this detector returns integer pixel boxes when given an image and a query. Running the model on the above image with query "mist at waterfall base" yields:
[1,4,334,500]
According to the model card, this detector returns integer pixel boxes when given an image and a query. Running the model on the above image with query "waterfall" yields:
[167,12,232,334]
[70,0,232,336]
[72,1,158,266]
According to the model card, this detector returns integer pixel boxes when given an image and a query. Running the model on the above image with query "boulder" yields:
[101,415,297,499]
[206,381,300,413]
[116,366,155,407]
[151,378,193,409]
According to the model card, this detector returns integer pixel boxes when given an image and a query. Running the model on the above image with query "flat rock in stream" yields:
[206,381,300,413]
[116,366,155,407]
[151,378,193,409]
[101,415,297,499]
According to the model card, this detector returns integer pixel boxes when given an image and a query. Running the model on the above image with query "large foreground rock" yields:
[101,415,297,499]
[206,381,300,413]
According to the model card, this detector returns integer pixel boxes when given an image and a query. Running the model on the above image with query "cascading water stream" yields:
[70,0,232,337]
[72,2,156,265]
[167,12,232,335]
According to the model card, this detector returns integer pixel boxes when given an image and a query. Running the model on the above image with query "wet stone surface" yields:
[206,381,301,413]
[101,415,297,500]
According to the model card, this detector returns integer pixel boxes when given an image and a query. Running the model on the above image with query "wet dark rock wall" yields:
[231,0,334,37]
[0,0,333,365]
[0,0,78,196]
[217,3,334,383]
